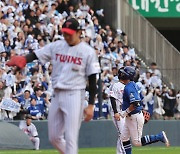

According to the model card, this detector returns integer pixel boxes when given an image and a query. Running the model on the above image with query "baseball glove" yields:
[6,56,26,69]
[142,110,151,124]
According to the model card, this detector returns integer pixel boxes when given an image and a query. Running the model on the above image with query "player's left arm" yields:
[84,47,100,121]
[6,42,54,68]
[84,74,97,122]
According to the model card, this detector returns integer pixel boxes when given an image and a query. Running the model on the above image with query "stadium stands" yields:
[0,0,179,121]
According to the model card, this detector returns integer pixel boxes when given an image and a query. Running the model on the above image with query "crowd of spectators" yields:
[0,0,179,121]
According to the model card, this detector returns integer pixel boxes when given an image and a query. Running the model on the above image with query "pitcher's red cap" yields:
[62,18,81,35]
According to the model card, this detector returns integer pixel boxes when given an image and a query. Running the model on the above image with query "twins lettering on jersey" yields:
[56,54,82,65]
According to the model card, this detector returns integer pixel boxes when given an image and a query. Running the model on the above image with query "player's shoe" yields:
[159,131,170,147]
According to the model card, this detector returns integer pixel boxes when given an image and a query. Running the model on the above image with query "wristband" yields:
[120,108,130,118]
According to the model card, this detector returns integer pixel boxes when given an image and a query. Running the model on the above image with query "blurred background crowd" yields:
[0,0,179,121]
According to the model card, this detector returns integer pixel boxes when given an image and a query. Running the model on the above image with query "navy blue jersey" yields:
[147,98,154,116]
[122,81,143,114]
[102,102,109,119]
[93,102,99,120]
[31,95,46,114]
[18,95,32,109]
[28,105,42,117]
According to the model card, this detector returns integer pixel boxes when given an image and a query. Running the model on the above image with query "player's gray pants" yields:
[48,89,85,154]
[112,113,126,154]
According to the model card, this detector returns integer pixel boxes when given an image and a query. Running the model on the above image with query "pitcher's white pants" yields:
[48,89,85,154]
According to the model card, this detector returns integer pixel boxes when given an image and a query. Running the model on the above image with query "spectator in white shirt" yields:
[149,62,162,79]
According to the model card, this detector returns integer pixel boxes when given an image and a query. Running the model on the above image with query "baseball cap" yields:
[25,114,32,119]
[61,18,81,35]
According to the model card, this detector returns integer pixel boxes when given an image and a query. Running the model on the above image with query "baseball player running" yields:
[7,18,100,154]
[109,76,135,154]
[117,66,170,154]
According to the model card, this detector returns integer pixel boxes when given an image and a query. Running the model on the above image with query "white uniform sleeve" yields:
[34,42,55,65]
[85,48,100,76]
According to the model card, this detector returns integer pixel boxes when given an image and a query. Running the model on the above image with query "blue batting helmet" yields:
[118,66,136,80]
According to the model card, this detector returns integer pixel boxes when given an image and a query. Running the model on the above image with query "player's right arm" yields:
[109,83,118,114]
[110,97,118,114]
[110,97,120,121]
[6,52,38,68]
[6,41,55,68]
[109,83,122,121]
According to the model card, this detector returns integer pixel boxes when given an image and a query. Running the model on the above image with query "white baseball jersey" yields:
[19,121,38,137]
[109,82,125,115]
[35,40,100,90]
[19,121,40,150]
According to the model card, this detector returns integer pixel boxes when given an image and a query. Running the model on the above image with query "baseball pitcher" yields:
[7,18,100,154]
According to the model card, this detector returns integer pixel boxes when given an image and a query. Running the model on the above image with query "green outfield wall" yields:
[6,120,180,149]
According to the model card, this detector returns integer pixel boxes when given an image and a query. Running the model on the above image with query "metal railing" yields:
[118,0,180,90]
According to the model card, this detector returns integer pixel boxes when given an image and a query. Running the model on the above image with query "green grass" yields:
[0,147,179,154]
